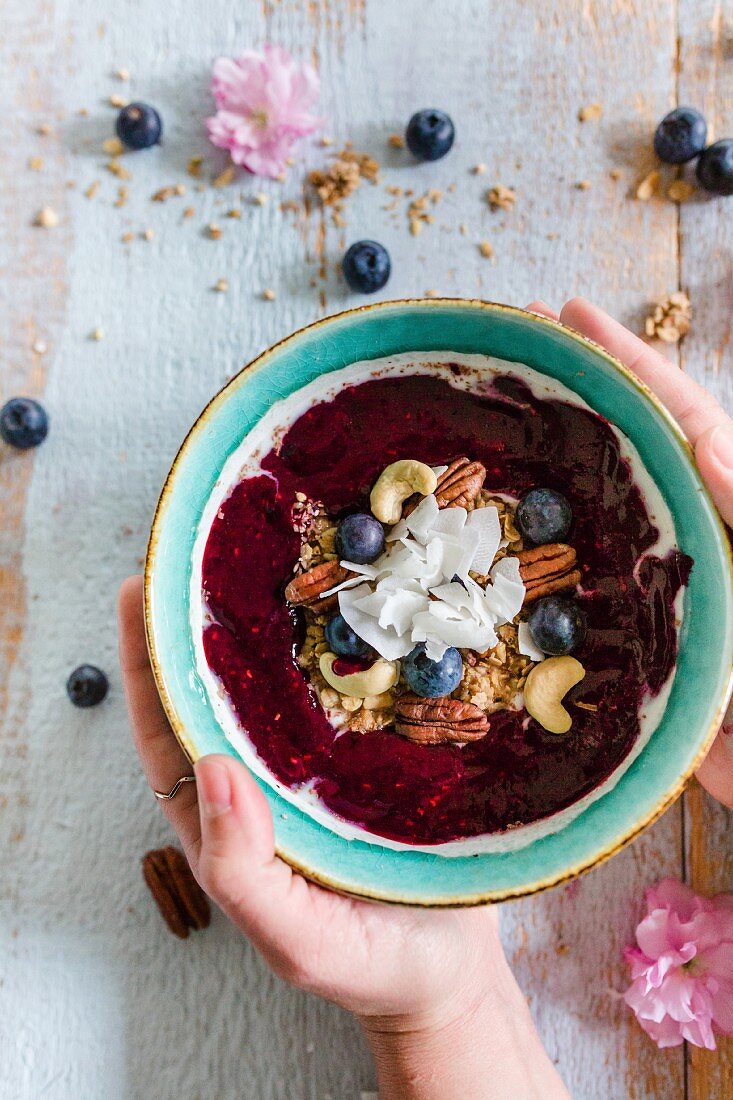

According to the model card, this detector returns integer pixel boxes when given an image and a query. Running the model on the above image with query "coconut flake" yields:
[518,621,545,662]
[405,493,439,542]
[466,506,501,574]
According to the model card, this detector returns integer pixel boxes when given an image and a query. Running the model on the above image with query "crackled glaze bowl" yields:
[145,300,733,905]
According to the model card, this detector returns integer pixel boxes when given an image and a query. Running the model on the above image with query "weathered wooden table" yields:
[2,1,731,1096]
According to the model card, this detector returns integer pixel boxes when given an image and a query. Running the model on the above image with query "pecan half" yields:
[395,693,490,744]
[285,559,354,613]
[142,847,211,939]
[435,457,487,509]
[515,543,581,603]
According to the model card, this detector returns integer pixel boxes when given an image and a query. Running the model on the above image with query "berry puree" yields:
[202,372,692,844]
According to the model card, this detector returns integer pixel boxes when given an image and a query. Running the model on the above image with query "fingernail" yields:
[195,759,232,817]
[709,424,733,471]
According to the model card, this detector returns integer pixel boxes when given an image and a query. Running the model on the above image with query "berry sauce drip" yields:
[202,373,692,844]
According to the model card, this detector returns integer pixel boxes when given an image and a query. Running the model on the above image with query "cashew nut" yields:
[523,656,585,734]
[370,460,438,525]
[319,652,399,698]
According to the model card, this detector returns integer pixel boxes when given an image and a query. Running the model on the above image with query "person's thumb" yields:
[695,423,733,529]
[193,754,275,914]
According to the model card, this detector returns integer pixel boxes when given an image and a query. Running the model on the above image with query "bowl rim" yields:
[144,298,733,905]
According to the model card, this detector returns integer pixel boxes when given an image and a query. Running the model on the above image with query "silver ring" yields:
[154,775,196,800]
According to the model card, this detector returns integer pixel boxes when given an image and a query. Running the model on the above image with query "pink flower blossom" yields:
[624,878,733,1050]
[206,45,322,178]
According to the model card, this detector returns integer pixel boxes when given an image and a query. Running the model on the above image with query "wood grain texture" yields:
[1,0,731,1097]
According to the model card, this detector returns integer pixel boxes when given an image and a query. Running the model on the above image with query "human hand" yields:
[525,296,733,809]
[119,575,568,1099]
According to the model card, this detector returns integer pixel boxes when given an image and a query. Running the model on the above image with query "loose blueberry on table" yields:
[116,102,163,149]
[66,665,109,707]
[341,240,391,294]
[405,108,455,161]
[653,106,707,164]
[0,397,49,449]
[201,371,692,844]
[696,139,733,196]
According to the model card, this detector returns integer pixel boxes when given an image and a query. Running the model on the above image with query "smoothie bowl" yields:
[145,300,733,904]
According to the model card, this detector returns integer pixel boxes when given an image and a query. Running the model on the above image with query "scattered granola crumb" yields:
[182,206,195,219]
[103,136,124,156]
[174,183,186,196]
[487,184,516,211]
[576,179,592,190]
[635,170,660,201]
[207,222,222,240]
[388,133,405,149]
[82,180,99,200]
[424,288,440,298]
[262,288,276,301]
[114,185,129,208]
[226,208,242,218]
[107,157,132,180]
[472,163,487,175]
[213,165,236,188]
[308,147,380,223]
[667,179,695,203]
[152,185,178,202]
[253,191,268,205]
[109,93,128,108]
[142,227,154,241]
[644,291,691,344]
[408,192,438,235]
[213,277,229,293]
[578,102,603,122]
[459,222,468,236]
[187,155,204,178]
[38,123,53,136]
[575,701,599,713]
[28,156,43,171]
[114,67,130,80]
[320,135,333,146]
[447,183,457,193]
[34,206,58,228]
[121,231,134,243]
[32,339,48,355]
[78,107,89,117]
[90,327,105,341]
[478,239,494,259]
[609,168,623,181]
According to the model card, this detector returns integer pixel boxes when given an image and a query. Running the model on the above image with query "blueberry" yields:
[66,665,109,708]
[516,488,572,546]
[405,109,455,161]
[528,597,586,656]
[116,102,162,150]
[336,513,385,564]
[696,139,733,196]
[325,614,371,659]
[403,644,463,698]
[342,240,391,294]
[0,397,49,449]
[653,107,707,164]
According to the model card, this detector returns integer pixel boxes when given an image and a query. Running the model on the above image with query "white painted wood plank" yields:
[5,0,730,1096]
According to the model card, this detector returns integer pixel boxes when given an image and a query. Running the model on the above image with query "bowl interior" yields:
[146,300,733,904]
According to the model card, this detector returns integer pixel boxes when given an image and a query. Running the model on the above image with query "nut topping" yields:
[142,847,211,939]
[523,656,585,734]
[395,693,490,744]
[515,543,581,603]
[285,559,354,613]
[435,457,487,509]
[370,459,438,524]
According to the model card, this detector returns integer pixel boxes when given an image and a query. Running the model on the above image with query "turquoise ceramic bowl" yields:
[145,300,733,905]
